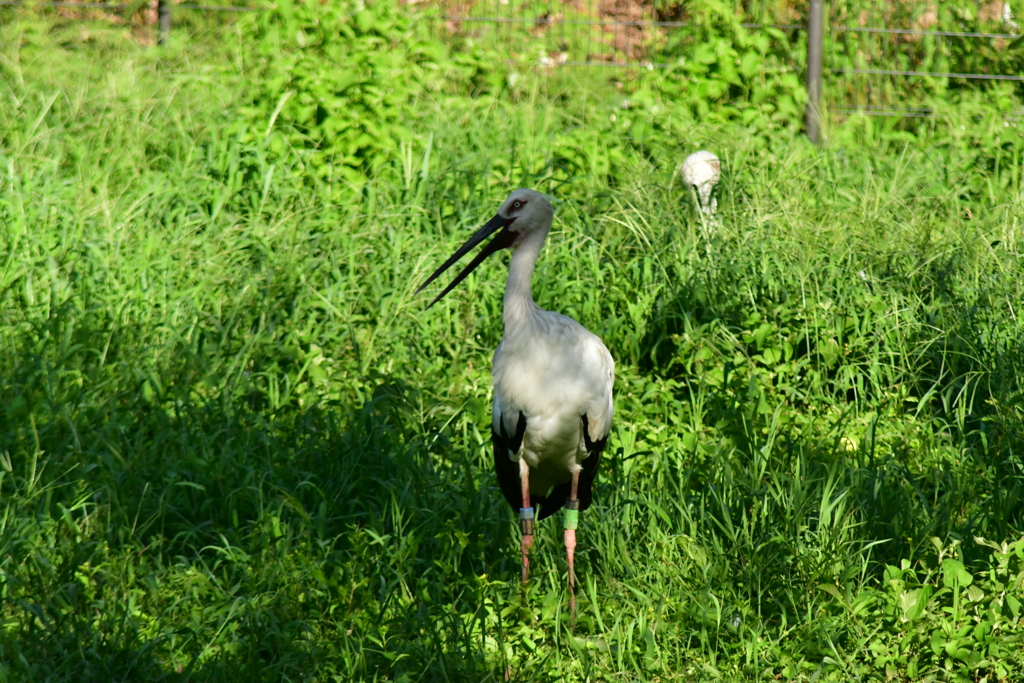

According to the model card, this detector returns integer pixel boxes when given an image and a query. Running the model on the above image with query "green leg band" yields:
[564,508,579,530]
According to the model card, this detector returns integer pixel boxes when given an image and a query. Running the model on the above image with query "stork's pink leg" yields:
[519,459,534,585]
[565,467,581,620]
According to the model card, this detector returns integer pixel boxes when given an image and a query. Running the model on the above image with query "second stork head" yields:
[680,150,721,217]
[416,188,553,308]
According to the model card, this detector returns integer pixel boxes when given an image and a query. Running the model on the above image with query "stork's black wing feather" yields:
[491,411,527,512]
[535,413,607,521]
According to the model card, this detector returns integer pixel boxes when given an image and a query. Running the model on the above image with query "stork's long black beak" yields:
[417,214,517,308]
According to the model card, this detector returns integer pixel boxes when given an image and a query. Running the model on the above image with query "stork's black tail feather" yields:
[492,412,527,512]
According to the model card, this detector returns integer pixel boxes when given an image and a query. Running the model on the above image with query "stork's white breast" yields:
[491,310,614,476]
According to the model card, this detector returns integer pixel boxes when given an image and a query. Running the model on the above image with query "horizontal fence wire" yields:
[833,105,1024,118]
[445,16,691,26]
[443,15,1018,39]
[836,68,1024,81]
[835,108,939,118]
[445,16,800,30]
[175,4,260,10]
[832,25,1021,39]
[0,1,131,7]
[561,61,668,67]
[0,1,261,9]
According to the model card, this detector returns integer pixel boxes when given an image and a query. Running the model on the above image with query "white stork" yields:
[417,189,614,614]
[680,150,721,220]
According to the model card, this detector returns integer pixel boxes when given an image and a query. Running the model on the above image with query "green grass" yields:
[2,8,1024,682]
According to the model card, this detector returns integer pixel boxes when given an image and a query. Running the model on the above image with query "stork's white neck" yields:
[503,231,545,327]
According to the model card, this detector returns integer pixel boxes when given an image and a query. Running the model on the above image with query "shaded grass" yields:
[2,14,1024,682]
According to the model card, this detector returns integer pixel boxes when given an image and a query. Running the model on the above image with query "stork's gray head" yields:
[681,151,721,215]
[496,188,554,244]
[680,150,721,189]
[416,188,555,308]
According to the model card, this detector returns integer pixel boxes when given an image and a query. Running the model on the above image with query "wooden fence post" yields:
[157,0,171,45]
[806,0,824,143]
